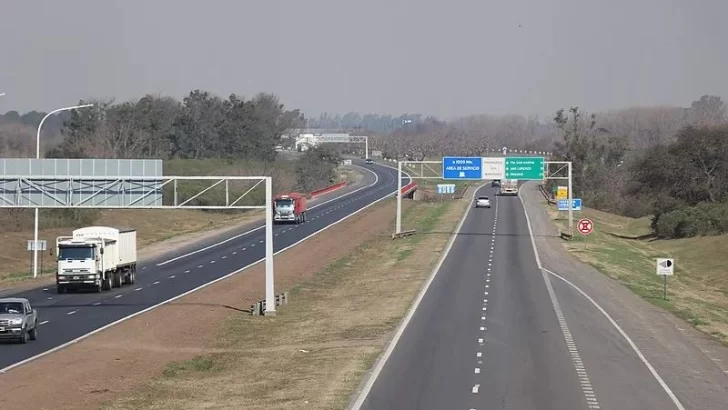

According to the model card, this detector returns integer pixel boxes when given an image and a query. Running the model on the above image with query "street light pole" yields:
[33,103,94,278]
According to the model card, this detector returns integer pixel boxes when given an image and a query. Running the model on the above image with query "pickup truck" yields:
[0,297,39,344]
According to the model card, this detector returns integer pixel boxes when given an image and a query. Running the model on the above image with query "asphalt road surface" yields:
[0,160,408,371]
[357,185,681,410]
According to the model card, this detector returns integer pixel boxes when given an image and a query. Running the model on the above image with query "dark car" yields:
[365,158,373,164]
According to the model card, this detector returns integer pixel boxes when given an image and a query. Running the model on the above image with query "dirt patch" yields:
[101,197,469,409]
[0,195,411,410]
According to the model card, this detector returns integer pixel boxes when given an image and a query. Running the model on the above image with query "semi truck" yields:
[55,226,138,294]
[500,179,519,196]
[273,193,308,224]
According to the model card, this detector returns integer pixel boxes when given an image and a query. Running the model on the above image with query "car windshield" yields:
[0,302,23,314]
[58,246,94,260]
[478,197,489,200]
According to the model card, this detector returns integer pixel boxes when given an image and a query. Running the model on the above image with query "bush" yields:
[654,202,728,238]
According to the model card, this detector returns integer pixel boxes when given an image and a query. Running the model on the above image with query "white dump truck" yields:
[55,226,138,294]
[500,179,519,196]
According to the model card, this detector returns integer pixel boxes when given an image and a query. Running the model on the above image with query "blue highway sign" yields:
[558,198,582,211]
[442,157,482,180]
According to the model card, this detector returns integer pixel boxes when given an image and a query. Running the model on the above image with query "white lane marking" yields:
[39,320,49,325]
[42,288,48,291]
[477,352,482,357]
[480,326,485,331]
[156,166,381,266]
[210,260,216,264]
[232,251,237,255]
[93,302,101,306]
[114,294,122,299]
[259,240,263,243]
[474,367,480,374]
[518,186,684,410]
[1,164,410,376]
[472,384,480,394]
[251,244,255,247]
[47,297,52,300]
[67,310,77,315]
[221,256,227,259]
[134,287,143,291]
[142,266,147,269]
[242,248,246,251]
[169,275,176,279]
[184,270,190,274]
[153,281,160,285]
[478,338,484,344]
[197,265,203,268]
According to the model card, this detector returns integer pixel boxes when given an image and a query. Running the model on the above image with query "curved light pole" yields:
[33,103,94,278]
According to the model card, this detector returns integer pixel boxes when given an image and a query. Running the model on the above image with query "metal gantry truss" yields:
[0,175,268,209]
[0,175,281,316]
[315,135,369,159]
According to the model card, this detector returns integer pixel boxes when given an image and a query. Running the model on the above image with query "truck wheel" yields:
[29,325,37,341]
[19,330,28,344]
[102,276,112,291]
[113,272,123,288]
[129,269,136,285]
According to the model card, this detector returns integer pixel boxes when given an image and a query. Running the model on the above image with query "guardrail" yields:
[399,181,418,196]
[538,183,573,240]
[392,229,416,239]
[309,181,348,199]
[250,292,289,315]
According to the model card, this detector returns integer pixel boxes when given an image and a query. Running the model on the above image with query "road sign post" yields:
[577,217,593,249]
[656,258,674,300]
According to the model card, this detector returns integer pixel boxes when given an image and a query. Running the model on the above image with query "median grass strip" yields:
[545,203,728,345]
[104,194,470,410]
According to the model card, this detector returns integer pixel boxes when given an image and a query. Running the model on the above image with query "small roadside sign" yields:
[437,184,456,194]
[27,240,47,251]
[558,198,582,211]
[556,186,568,199]
[577,218,593,235]
[656,258,674,276]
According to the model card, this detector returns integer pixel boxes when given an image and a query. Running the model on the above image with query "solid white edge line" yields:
[156,164,381,266]
[348,182,486,410]
[518,183,685,410]
[0,164,409,375]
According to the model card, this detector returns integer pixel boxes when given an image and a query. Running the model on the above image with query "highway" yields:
[0,160,407,372]
[356,185,682,410]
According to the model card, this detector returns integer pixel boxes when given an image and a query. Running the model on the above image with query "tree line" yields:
[548,95,728,239]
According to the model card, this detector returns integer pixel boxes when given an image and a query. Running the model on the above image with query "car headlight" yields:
[58,276,66,280]
[9,318,22,325]
[88,274,96,279]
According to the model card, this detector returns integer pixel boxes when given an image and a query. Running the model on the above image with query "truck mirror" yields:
[100,247,104,255]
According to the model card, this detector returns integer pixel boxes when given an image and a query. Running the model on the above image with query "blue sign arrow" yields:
[442,157,482,180]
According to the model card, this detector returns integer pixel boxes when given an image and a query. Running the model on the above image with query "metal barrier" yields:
[392,229,416,239]
[310,181,348,199]
[251,292,289,315]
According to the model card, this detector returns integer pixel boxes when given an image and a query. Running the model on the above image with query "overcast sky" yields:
[1,0,726,119]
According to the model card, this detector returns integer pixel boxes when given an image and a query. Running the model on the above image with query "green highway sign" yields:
[505,157,544,180]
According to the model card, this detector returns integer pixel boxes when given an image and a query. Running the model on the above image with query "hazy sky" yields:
[1,0,727,119]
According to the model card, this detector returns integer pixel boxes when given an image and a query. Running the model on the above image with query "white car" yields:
[475,196,491,208]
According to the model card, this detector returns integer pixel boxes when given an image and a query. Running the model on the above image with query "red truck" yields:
[273,193,308,224]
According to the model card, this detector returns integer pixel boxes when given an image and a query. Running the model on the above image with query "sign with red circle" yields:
[577,218,594,235]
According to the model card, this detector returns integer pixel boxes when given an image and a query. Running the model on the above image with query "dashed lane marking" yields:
[39,320,49,325]
[67,310,78,315]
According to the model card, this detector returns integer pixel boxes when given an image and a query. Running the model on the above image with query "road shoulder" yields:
[520,181,728,409]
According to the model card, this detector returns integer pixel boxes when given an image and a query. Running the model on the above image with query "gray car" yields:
[0,297,38,344]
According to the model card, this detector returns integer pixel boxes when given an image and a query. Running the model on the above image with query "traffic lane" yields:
[359,186,497,410]
[146,163,383,266]
[8,164,399,307]
[0,161,394,301]
[0,166,403,363]
[17,185,386,324]
[548,269,681,409]
[470,195,586,410]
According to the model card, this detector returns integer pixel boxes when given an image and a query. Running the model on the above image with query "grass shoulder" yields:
[105,192,471,410]
[543,201,728,346]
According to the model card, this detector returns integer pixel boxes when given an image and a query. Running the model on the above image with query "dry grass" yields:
[104,192,470,409]
[545,201,728,345]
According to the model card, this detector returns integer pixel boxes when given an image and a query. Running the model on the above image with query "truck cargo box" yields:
[72,226,137,267]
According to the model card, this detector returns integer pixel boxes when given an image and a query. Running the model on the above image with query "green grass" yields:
[546,202,728,346]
